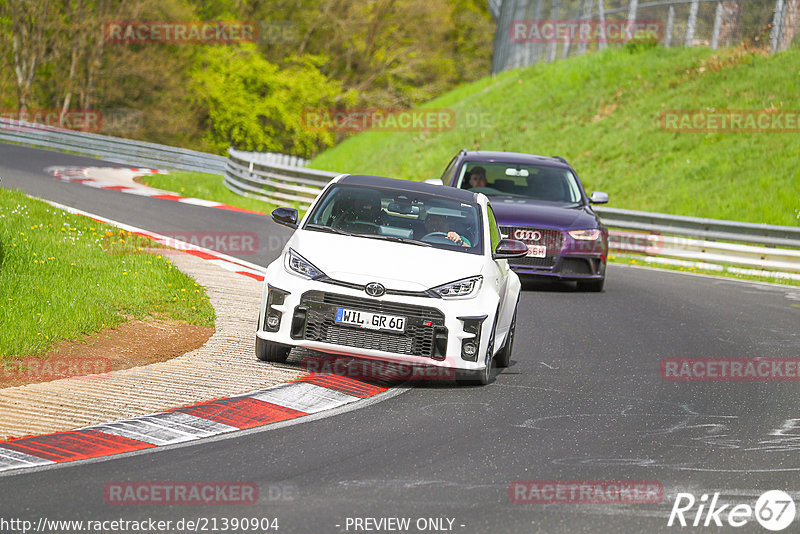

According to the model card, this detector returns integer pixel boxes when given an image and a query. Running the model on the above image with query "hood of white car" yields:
[288,229,486,291]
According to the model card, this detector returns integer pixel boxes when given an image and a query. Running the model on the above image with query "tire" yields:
[577,277,605,292]
[256,336,291,362]
[495,305,517,368]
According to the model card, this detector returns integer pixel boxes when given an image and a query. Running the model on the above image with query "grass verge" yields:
[0,187,215,362]
[308,45,800,227]
[140,171,278,215]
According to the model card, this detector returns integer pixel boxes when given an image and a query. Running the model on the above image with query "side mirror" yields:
[493,238,529,259]
[589,191,609,204]
[424,178,444,186]
[271,207,299,229]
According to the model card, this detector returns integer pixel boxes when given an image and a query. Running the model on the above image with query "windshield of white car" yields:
[304,184,483,254]
[456,162,584,204]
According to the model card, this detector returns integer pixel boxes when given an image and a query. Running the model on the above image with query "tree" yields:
[189,44,352,156]
[0,0,58,112]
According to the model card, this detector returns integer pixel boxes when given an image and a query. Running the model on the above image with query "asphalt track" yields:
[1,142,799,533]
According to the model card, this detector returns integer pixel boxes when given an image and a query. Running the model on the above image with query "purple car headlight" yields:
[568,229,601,241]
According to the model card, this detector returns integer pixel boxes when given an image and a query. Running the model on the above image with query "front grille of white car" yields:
[298,291,447,359]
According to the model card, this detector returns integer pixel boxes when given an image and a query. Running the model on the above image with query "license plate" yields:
[527,245,546,258]
[335,307,406,332]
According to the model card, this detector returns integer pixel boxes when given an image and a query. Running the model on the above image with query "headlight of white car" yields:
[430,275,483,299]
[568,229,602,240]
[285,248,325,279]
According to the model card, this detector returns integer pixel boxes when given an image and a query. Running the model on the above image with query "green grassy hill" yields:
[309,45,800,226]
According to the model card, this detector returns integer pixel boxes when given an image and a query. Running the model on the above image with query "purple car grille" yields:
[500,226,564,268]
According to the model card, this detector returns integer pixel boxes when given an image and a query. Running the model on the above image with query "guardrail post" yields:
[597,0,607,49]
[711,1,723,49]
[685,0,700,46]
[577,0,594,55]
[665,5,675,47]
[770,0,786,53]
[547,0,560,62]
[626,0,638,43]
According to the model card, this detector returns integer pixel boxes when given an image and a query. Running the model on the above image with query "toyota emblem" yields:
[365,282,386,297]
[514,229,542,241]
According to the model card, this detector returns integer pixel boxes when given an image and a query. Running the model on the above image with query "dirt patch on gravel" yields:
[0,318,214,388]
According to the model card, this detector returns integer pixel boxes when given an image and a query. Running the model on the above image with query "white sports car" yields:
[256,174,527,385]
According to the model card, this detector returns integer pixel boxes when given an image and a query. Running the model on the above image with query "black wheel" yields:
[495,305,517,368]
[457,319,495,386]
[577,277,605,292]
[256,336,291,362]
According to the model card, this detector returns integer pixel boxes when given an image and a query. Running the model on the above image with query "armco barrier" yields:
[595,207,800,249]
[0,117,226,173]
[596,207,800,275]
[223,148,337,208]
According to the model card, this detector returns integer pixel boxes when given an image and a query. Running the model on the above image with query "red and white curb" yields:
[0,200,396,474]
[46,166,264,215]
[0,373,388,473]
[43,199,266,281]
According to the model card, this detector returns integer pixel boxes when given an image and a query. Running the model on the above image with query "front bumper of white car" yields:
[256,261,499,376]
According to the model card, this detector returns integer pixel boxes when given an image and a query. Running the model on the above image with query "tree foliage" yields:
[190,45,351,156]
[0,0,494,156]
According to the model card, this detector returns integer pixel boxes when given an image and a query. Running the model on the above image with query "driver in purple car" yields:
[422,208,472,247]
[467,166,487,189]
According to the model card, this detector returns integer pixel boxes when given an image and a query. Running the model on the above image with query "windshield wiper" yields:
[364,234,432,247]
[305,223,354,236]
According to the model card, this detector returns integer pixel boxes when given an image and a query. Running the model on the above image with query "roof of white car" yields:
[337,174,478,203]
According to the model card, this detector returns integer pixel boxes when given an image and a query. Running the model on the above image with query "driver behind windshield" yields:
[467,166,487,189]
[422,211,471,247]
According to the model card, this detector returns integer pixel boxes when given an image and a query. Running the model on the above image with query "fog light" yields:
[264,285,289,332]
[458,314,487,362]
[463,341,477,357]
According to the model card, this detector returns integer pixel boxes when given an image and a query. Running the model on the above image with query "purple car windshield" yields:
[457,162,583,204]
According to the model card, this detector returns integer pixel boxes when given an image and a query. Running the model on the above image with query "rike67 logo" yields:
[668,490,796,531]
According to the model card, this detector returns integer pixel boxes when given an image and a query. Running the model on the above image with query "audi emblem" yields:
[365,282,386,297]
[514,229,542,242]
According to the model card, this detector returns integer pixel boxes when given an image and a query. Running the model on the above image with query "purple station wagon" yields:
[439,150,609,292]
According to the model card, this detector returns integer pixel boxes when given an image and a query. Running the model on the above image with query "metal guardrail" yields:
[595,206,800,249]
[598,208,800,274]
[0,118,226,173]
[223,148,337,208]
[608,229,800,274]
